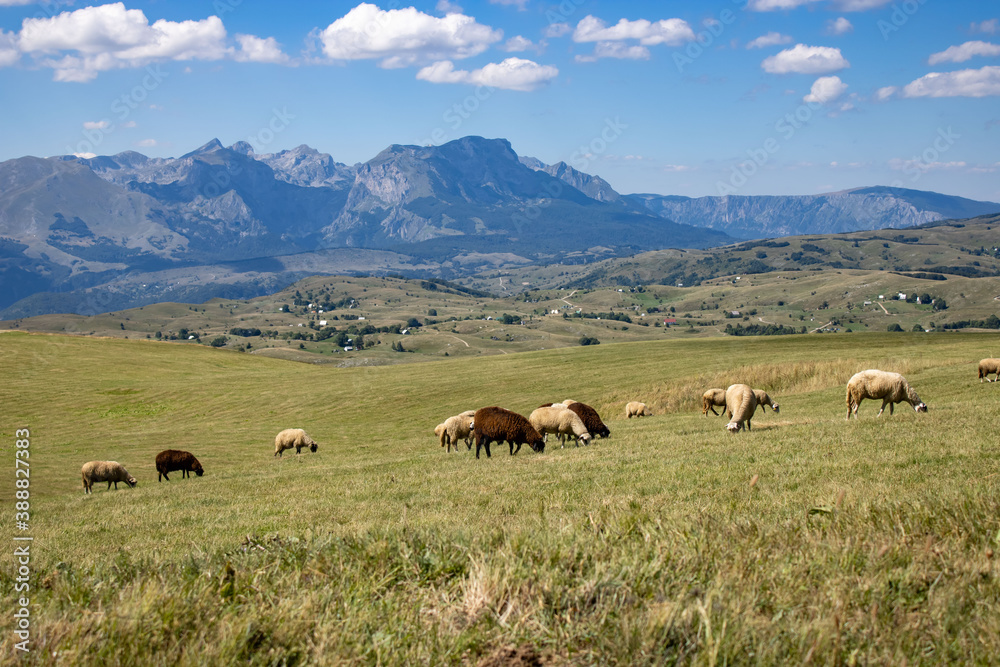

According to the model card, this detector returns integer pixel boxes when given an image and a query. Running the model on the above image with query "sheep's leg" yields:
[888,402,894,415]
[161,471,169,481]
[476,434,489,459]
[877,399,887,417]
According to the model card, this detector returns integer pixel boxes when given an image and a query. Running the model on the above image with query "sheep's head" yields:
[309,442,318,452]
[530,433,545,453]
[126,476,137,488]
[914,403,928,413]
[598,425,611,438]
[726,422,742,433]
[771,403,780,413]
[579,432,592,445]
[193,462,204,476]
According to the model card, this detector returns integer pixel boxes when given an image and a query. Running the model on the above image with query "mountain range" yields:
[1,135,998,317]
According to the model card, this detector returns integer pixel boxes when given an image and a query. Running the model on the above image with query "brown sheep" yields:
[155,450,204,482]
[979,358,1000,383]
[565,401,610,439]
[701,388,727,416]
[472,406,545,459]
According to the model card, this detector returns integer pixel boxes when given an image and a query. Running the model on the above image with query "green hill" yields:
[1,329,999,663]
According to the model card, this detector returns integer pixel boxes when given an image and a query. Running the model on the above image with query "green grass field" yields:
[1,330,999,665]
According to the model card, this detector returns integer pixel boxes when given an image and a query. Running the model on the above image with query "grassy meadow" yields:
[1,330,999,665]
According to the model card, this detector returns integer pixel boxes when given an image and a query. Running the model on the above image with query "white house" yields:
[319,320,327,326]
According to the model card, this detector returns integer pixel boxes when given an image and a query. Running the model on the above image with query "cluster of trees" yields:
[942,314,1000,330]
[724,323,804,336]
[579,337,600,346]
[563,311,632,323]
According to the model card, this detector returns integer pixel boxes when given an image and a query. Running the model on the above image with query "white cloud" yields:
[874,85,897,101]
[902,65,1000,98]
[747,0,820,11]
[762,44,850,74]
[0,0,34,5]
[746,32,793,49]
[970,19,998,35]
[72,152,97,159]
[889,158,967,171]
[489,0,528,9]
[928,41,1000,65]
[123,120,137,128]
[831,0,892,9]
[575,41,650,63]
[135,138,158,147]
[436,0,463,13]
[572,15,695,46]
[750,0,889,10]
[83,120,111,130]
[0,30,18,67]
[416,57,557,91]
[234,34,291,64]
[826,17,853,35]
[16,2,230,81]
[319,3,501,68]
[545,23,572,38]
[804,75,848,103]
[501,35,535,52]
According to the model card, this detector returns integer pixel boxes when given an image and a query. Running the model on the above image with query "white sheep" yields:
[81,461,137,494]
[625,401,650,418]
[273,428,318,457]
[978,358,1000,383]
[528,406,591,447]
[439,411,475,452]
[725,384,758,433]
[701,388,727,416]
[752,389,780,414]
[846,369,927,419]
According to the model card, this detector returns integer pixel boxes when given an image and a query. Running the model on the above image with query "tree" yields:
[210,336,227,347]
[427,309,437,316]
[912,323,924,332]
[887,323,904,332]
[579,337,600,346]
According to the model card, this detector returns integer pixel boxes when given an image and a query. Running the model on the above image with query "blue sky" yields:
[1,0,998,201]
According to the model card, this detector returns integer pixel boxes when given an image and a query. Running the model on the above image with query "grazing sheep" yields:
[155,450,204,482]
[701,388,727,416]
[439,412,476,452]
[565,401,611,440]
[625,401,650,418]
[473,407,545,459]
[273,428,318,458]
[978,358,1000,383]
[529,406,591,447]
[846,369,927,419]
[752,389,780,414]
[725,384,758,433]
[434,423,446,443]
[81,461,137,494]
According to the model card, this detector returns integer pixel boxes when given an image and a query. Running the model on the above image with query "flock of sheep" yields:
[80,359,1000,492]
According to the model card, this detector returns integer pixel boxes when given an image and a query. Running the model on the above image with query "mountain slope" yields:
[628,187,1000,239]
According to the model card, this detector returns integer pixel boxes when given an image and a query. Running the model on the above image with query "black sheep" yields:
[566,402,611,439]
[155,449,204,481]
[473,407,545,459]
